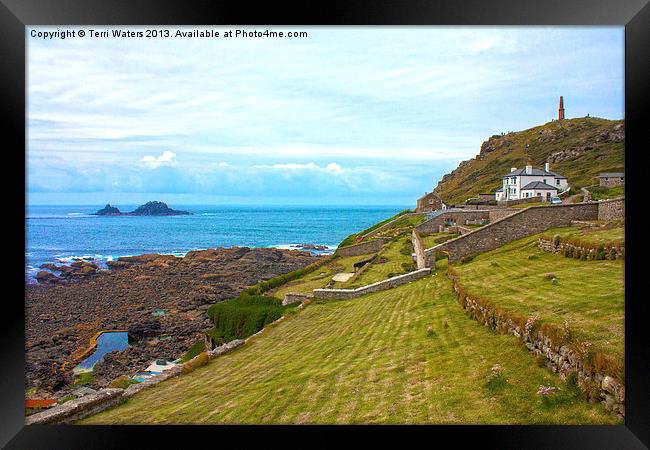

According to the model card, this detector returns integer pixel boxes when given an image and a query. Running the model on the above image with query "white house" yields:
[495,163,568,202]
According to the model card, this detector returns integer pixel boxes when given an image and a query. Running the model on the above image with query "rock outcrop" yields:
[25,247,320,396]
[93,201,191,216]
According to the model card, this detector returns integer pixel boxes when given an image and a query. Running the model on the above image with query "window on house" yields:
[556,179,560,185]
[543,179,547,184]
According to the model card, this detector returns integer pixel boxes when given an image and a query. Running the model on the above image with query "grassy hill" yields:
[79,259,618,425]
[434,117,624,205]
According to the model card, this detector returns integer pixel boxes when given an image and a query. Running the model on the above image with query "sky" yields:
[26,26,624,206]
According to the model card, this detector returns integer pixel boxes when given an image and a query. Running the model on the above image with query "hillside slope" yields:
[434,117,624,205]
[81,263,618,425]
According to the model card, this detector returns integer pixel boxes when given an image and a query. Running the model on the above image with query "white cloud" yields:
[140,150,177,169]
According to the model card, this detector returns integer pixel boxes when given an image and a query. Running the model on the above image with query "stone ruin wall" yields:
[336,238,385,257]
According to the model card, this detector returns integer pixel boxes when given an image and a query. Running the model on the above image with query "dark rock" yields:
[129,201,191,216]
[36,271,60,284]
[128,320,161,342]
[93,204,122,216]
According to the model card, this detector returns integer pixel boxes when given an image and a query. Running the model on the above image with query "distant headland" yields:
[93,201,191,216]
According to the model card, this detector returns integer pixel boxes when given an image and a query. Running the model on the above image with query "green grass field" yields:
[420,232,460,249]
[340,235,415,288]
[271,254,373,299]
[453,226,624,362]
[79,260,618,425]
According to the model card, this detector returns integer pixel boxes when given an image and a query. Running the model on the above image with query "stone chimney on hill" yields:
[525,165,532,174]
[558,96,565,120]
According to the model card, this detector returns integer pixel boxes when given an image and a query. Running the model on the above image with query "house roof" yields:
[503,167,566,179]
[521,181,558,191]
[598,172,625,178]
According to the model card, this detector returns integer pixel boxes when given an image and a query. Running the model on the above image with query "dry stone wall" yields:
[415,210,490,234]
[282,292,313,306]
[26,339,246,424]
[336,238,384,257]
[488,208,518,222]
[447,270,624,417]
[313,268,431,300]
[538,237,624,260]
[597,197,625,221]
[425,203,599,264]
[411,230,426,269]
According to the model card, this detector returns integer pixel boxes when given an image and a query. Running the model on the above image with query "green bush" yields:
[74,372,94,386]
[460,254,475,264]
[109,376,139,389]
[206,294,291,344]
[241,255,334,296]
[181,339,206,362]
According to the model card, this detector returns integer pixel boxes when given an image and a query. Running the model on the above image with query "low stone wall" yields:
[26,339,246,425]
[336,238,385,257]
[425,202,599,264]
[538,237,624,260]
[359,213,424,240]
[457,226,473,235]
[597,197,625,221]
[411,230,426,270]
[415,210,490,234]
[447,269,624,417]
[497,195,543,207]
[488,208,518,222]
[313,268,431,300]
[25,388,126,425]
[282,292,313,306]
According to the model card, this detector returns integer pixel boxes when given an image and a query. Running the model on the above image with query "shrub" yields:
[460,254,475,264]
[485,364,508,392]
[543,273,557,281]
[443,318,450,328]
[426,325,436,338]
[58,394,76,405]
[401,261,415,273]
[527,254,538,260]
[74,372,94,386]
[181,339,205,362]
[206,294,289,344]
[109,376,139,389]
[182,351,210,374]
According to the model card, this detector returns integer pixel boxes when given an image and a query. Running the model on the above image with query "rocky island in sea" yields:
[94,201,191,216]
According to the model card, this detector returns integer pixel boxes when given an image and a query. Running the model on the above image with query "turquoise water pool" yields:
[76,331,129,370]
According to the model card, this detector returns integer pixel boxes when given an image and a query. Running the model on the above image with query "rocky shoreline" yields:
[25,246,320,399]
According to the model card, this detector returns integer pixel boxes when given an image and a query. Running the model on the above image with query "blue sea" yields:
[25,205,406,282]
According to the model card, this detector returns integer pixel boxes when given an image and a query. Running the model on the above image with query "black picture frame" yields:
[2,1,648,448]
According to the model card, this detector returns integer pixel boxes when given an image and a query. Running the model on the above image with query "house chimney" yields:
[525,165,532,174]
[545,162,550,172]
[510,167,517,173]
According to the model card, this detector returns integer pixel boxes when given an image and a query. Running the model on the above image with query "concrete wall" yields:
[597,197,625,221]
[425,203,600,264]
[336,238,385,257]
[415,210,490,234]
[411,230,426,270]
[313,268,431,300]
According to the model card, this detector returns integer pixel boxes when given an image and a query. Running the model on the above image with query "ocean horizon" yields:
[25,204,408,282]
